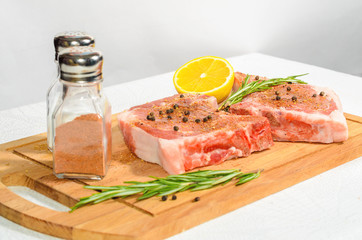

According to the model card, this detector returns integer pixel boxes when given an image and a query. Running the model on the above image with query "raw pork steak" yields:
[118,94,273,174]
[230,72,348,143]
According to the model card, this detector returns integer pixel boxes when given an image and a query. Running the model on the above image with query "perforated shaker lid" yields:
[54,31,95,60]
[58,47,103,83]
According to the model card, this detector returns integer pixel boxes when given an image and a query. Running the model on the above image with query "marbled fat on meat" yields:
[118,94,273,174]
[230,72,348,143]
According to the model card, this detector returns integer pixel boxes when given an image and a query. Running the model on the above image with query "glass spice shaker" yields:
[47,31,95,152]
[52,47,112,180]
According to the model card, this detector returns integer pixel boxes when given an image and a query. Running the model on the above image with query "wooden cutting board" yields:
[0,113,361,239]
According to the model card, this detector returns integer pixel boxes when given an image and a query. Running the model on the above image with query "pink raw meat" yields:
[230,72,348,143]
[118,93,273,174]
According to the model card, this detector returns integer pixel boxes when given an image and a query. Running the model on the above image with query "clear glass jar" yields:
[52,47,111,180]
[47,31,95,152]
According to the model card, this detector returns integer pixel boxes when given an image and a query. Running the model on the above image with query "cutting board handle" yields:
[0,173,73,239]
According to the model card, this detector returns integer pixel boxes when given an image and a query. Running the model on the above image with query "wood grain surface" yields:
[0,113,361,239]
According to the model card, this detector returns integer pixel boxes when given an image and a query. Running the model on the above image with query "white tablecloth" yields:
[1,53,361,240]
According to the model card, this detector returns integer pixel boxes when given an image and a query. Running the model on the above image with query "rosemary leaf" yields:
[211,171,241,185]
[236,171,261,185]
[138,191,159,200]
[158,185,187,196]
[191,184,214,191]
[126,183,160,188]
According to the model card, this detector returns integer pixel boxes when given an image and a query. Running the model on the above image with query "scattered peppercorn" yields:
[167,115,172,119]
[319,91,325,96]
[255,75,259,80]
[287,86,291,91]
[276,96,281,100]
[182,117,188,122]
[172,195,177,200]
[195,119,201,123]
[161,195,168,201]
[180,94,184,98]
[173,126,179,131]
[173,104,179,109]
[203,117,208,122]
[292,96,297,101]
[159,110,163,115]
[312,94,317,97]
[194,197,200,202]
[146,115,155,121]
[275,91,280,95]
[288,82,292,84]
[166,109,174,114]
[207,115,212,120]
[184,110,190,115]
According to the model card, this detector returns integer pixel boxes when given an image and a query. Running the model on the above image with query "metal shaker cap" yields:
[58,47,103,83]
[54,31,95,60]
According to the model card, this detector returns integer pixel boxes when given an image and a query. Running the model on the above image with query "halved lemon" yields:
[173,56,234,103]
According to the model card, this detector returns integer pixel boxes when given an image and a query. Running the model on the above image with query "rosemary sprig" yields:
[219,73,308,110]
[70,169,261,212]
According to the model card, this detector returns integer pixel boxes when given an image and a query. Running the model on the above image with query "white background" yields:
[0,0,362,111]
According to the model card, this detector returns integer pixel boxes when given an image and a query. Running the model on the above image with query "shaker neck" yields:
[60,79,103,96]
[60,79,103,87]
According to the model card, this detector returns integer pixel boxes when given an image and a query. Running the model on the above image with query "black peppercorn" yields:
[171,195,177,200]
[255,75,259,80]
[180,94,184,98]
[194,197,200,202]
[288,82,292,84]
[203,117,208,122]
[147,115,155,121]
[275,91,280,95]
[287,86,291,91]
[167,115,172,119]
[292,96,297,101]
[195,119,201,123]
[161,195,168,201]
[312,94,317,97]
[320,91,325,96]
[149,112,154,116]
[159,110,163,115]
[207,115,212,120]
[173,104,179,109]
[173,126,179,131]
[182,117,188,122]
[184,110,190,115]
[276,96,281,100]
[166,109,174,114]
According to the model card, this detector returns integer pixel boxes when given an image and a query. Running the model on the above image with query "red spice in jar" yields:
[53,113,111,178]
